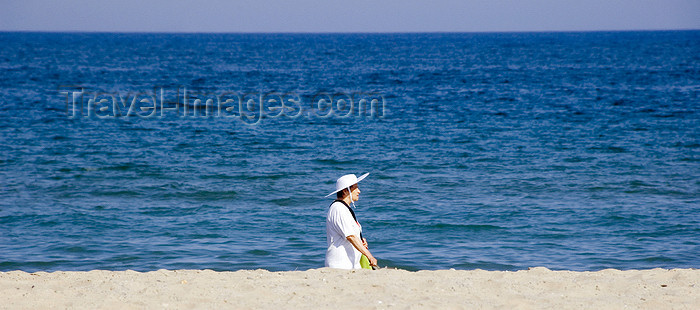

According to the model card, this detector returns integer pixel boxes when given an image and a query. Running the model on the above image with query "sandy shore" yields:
[1,267,698,309]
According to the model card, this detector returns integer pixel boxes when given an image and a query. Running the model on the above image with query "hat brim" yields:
[324,172,369,197]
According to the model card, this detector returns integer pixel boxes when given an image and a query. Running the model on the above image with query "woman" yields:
[324,173,378,269]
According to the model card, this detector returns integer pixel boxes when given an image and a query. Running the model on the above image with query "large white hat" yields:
[325,173,369,197]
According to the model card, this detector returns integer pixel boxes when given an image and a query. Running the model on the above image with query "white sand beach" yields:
[1,267,698,309]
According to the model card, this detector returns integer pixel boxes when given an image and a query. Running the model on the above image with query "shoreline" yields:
[1,267,698,309]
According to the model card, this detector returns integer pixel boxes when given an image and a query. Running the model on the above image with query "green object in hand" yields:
[360,254,371,269]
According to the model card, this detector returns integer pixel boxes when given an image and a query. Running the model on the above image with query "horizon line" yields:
[1,28,699,35]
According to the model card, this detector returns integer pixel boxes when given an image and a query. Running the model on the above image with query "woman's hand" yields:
[362,238,377,266]
[367,254,378,267]
[347,235,378,267]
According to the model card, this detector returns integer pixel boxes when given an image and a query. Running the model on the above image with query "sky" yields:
[1,0,699,33]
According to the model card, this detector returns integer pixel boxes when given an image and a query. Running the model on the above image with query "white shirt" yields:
[325,200,362,269]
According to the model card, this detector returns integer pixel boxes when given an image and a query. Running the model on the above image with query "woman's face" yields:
[351,185,361,202]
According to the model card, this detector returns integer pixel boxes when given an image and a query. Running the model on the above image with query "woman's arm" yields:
[346,235,378,266]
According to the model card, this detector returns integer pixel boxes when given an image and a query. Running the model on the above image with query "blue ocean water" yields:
[0,31,698,272]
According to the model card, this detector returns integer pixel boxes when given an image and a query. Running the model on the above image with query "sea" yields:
[0,31,698,272]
